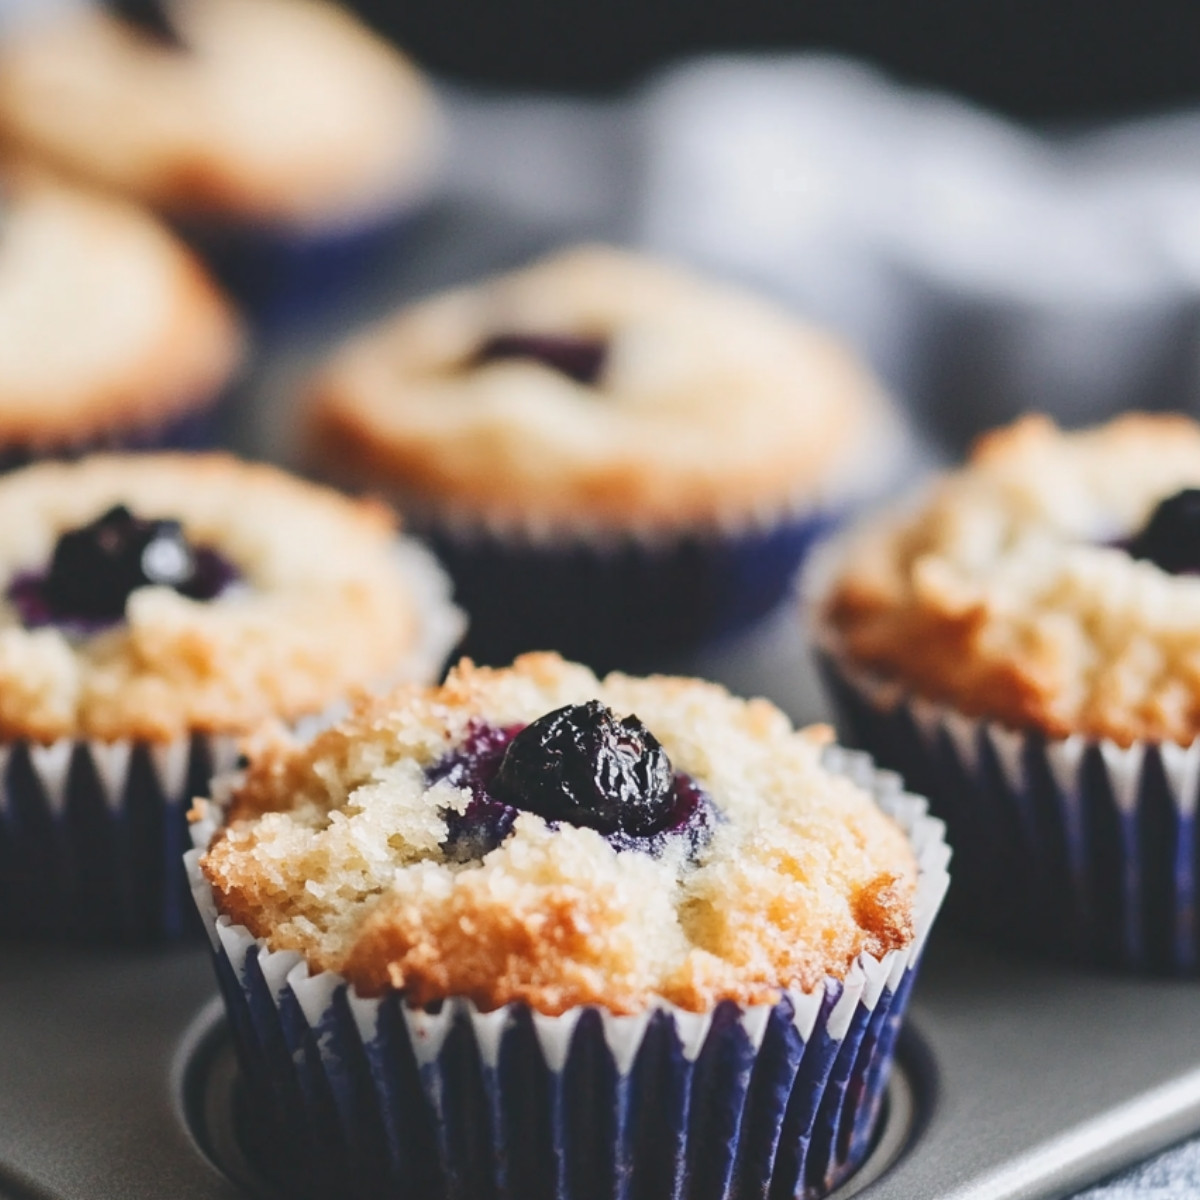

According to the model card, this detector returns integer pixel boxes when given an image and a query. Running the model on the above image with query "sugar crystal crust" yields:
[0,454,426,741]
[200,653,917,1015]
[823,413,1200,746]
[305,246,882,533]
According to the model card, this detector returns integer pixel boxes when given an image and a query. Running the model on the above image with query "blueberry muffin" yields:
[306,245,900,673]
[0,452,462,940]
[0,0,442,324]
[817,412,1200,971]
[0,169,242,463]
[189,652,949,1199]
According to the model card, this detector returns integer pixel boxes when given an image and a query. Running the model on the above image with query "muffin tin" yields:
[5,928,1200,1200]
[5,616,1200,1200]
[5,444,1200,1200]
[5,105,1200,1198]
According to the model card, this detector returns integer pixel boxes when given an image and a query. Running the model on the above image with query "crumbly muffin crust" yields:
[305,246,882,533]
[0,0,440,228]
[822,413,1200,746]
[0,171,241,445]
[0,454,428,742]
[199,653,917,1014]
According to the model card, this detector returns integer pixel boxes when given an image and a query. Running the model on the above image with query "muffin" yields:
[0,452,462,941]
[0,168,242,464]
[816,412,1200,971]
[187,652,949,1200]
[0,0,442,326]
[305,245,902,674]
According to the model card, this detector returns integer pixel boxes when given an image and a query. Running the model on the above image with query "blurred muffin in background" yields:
[816,412,1200,974]
[0,0,443,327]
[305,244,903,674]
[0,168,242,465]
[0,451,463,942]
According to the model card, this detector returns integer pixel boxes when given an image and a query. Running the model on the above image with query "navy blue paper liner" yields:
[177,215,411,333]
[0,392,232,474]
[0,538,462,945]
[0,733,235,942]
[422,511,836,677]
[818,649,1200,974]
[187,748,949,1200]
[203,938,914,1200]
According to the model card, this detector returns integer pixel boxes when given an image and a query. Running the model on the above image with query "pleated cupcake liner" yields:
[185,747,949,1200]
[411,390,917,677]
[423,509,838,678]
[0,538,464,944]
[816,643,1200,974]
[177,214,414,333]
[0,730,241,941]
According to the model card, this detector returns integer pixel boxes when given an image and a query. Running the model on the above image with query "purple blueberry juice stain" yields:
[7,504,239,634]
[431,720,526,863]
[474,333,607,386]
[432,705,716,862]
[604,771,717,860]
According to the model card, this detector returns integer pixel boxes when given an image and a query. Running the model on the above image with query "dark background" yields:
[349,0,1200,121]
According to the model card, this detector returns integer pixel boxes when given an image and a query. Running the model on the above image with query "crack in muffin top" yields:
[0,453,426,742]
[823,413,1200,746]
[199,652,917,1015]
[304,246,883,534]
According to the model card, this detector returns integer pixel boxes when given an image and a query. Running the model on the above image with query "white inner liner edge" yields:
[186,744,952,1072]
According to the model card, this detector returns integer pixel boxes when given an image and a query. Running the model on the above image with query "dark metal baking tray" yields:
[4,928,1200,1200]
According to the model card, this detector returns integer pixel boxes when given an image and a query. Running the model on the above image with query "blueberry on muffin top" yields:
[9,503,237,632]
[305,245,886,533]
[822,413,1200,746]
[1124,488,1200,576]
[198,653,917,1015]
[0,454,432,742]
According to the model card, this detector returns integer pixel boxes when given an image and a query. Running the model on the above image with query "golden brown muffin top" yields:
[0,170,241,445]
[199,653,918,1015]
[822,413,1200,746]
[305,246,887,534]
[0,453,446,742]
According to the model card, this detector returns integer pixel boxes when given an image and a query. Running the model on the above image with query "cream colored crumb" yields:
[824,413,1200,745]
[305,245,882,532]
[0,453,432,741]
[202,653,918,1014]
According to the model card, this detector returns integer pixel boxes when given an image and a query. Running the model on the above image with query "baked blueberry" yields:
[48,505,193,620]
[198,651,930,1025]
[475,333,606,386]
[9,504,237,629]
[492,701,674,835]
[433,712,716,862]
[106,0,184,48]
[605,771,717,858]
[1126,488,1200,575]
